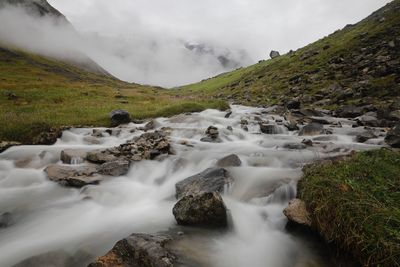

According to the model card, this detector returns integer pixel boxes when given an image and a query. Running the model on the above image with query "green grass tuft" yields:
[298,149,400,267]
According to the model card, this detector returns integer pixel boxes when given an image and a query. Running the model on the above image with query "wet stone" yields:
[299,122,325,136]
[175,167,233,199]
[173,192,228,227]
[217,154,242,167]
[88,233,175,267]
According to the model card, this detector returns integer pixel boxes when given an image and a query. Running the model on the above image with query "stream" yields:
[0,105,385,267]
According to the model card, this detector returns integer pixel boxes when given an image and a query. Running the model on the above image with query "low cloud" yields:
[0,0,392,87]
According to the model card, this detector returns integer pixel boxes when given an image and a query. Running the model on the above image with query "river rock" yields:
[175,167,232,199]
[299,123,324,136]
[286,99,300,110]
[388,110,400,121]
[335,105,363,118]
[98,160,130,176]
[385,124,400,148]
[0,141,21,153]
[44,164,101,187]
[88,233,175,267]
[259,123,281,134]
[92,129,104,138]
[173,192,227,227]
[224,110,232,118]
[217,154,242,167]
[283,198,312,227]
[356,114,379,127]
[60,149,88,164]
[283,143,307,150]
[87,150,118,164]
[87,131,171,163]
[201,126,222,143]
[33,127,63,145]
[109,109,130,127]
[356,131,377,143]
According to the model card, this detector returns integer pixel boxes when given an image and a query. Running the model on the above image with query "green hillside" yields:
[0,46,227,143]
[178,0,400,110]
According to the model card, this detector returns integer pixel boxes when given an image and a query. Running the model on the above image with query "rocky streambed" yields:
[0,105,393,267]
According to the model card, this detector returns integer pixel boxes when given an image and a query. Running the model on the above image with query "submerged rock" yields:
[44,164,101,188]
[217,154,242,167]
[259,123,281,134]
[299,123,324,136]
[283,143,307,150]
[88,233,174,267]
[173,192,227,227]
[283,198,312,227]
[109,109,130,127]
[385,124,400,148]
[175,167,232,199]
[0,212,13,228]
[13,251,76,267]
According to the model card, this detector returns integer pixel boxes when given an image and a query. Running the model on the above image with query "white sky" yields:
[43,0,392,87]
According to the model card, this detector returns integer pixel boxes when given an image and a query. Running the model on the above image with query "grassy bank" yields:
[0,47,228,143]
[298,149,400,267]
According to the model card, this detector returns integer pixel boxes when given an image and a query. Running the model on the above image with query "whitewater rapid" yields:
[0,105,384,267]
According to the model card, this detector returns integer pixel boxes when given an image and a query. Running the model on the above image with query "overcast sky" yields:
[42,0,392,86]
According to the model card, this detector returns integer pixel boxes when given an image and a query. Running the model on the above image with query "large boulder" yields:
[33,127,63,145]
[217,154,242,167]
[269,50,280,59]
[44,164,101,187]
[175,167,232,199]
[60,149,88,164]
[385,124,400,148]
[173,192,227,227]
[299,122,325,136]
[109,109,130,126]
[88,233,174,267]
[283,198,312,227]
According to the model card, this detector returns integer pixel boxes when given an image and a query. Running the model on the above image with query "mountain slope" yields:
[0,0,112,77]
[178,0,400,111]
[0,46,227,143]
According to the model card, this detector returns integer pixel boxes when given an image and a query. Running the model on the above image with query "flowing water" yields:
[0,105,384,267]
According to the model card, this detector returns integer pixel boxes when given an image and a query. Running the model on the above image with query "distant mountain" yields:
[184,42,251,70]
[0,0,66,20]
[0,0,113,77]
